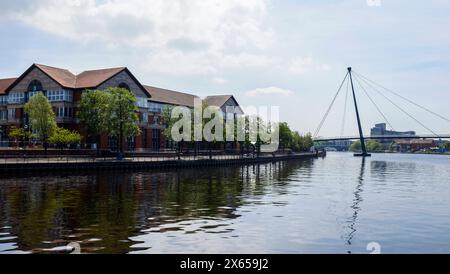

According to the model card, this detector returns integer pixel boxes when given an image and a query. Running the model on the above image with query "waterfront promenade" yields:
[0,151,323,173]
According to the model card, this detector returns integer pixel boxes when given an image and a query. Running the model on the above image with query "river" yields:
[1,152,450,254]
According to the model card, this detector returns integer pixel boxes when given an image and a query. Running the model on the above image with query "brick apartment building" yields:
[0,63,243,150]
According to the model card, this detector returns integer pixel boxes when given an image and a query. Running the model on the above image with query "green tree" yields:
[103,88,140,153]
[278,122,293,150]
[351,140,383,152]
[49,127,82,151]
[350,141,361,152]
[290,131,314,152]
[389,142,397,152]
[78,90,109,148]
[8,126,34,148]
[24,92,57,152]
[302,133,314,151]
[161,102,225,150]
[8,126,25,146]
[366,140,383,152]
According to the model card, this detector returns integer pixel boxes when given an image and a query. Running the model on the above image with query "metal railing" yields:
[0,151,310,165]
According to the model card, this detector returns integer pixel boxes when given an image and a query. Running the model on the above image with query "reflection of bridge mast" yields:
[345,157,366,253]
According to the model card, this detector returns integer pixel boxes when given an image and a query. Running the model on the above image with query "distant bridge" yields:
[313,68,450,156]
[314,134,450,142]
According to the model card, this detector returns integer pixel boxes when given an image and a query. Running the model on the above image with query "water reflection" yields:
[0,160,312,254]
[345,158,366,252]
[3,153,450,254]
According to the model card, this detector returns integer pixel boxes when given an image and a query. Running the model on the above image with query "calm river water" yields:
[1,152,450,254]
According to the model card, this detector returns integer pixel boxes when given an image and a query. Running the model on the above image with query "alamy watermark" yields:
[367,242,381,254]
[169,99,280,152]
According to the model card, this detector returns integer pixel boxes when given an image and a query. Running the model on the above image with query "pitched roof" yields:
[204,95,243,114]
[0,78,17,95]
[75,67,126,88]
[145,85,200,107]
[35,64,126,89]
[3,64,145,95]
[204,95,233,107]
[35,64,77,88]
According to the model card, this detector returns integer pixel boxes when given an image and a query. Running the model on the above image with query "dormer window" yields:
[118,83,130,91]
[28,80,43,92]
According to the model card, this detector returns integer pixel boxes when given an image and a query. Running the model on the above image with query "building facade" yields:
[393,139,436,153]
[0,64,243,151]
[370,123,416,137]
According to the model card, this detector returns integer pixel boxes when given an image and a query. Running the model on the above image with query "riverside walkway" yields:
[0,152,324,173]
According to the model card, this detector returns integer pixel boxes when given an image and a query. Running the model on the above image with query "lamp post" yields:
[24,124,29,155]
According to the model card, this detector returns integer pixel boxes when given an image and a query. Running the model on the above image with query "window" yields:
[108,136,118,151]
[149,102,163,113]
[7,109,16,119]
[56,107,73,118]
[28,91,40,99]
[118,83,130,91]
[152,129,159,139]
[141,112,149,124]
[47,90,73,102]
[0,96,7,105]
[127,136,136,150]
[8,93,25,104]
[28,80,43,92]
[142,128,147,148]
[0,110,7,120]
[136,97,148,108]
[153,116,160,125]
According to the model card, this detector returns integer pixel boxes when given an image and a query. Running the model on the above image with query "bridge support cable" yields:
[352,73,440,138]
[353,75,395,131]
[353,70,450,124]
[340,75,350,138]
[314,72,349,138]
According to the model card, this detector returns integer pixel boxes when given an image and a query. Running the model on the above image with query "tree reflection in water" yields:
[0,159,312,254]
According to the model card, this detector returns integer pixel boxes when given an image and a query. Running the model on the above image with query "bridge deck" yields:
[314,134,450,142]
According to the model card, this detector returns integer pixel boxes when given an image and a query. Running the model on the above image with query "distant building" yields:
[371,123,416,138]
[0,63,243,150]
[394,139,436,153]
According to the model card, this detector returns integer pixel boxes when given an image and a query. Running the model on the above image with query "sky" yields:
[0,0,449,137]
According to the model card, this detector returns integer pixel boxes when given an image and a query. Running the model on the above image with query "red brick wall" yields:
[135,131,143,149]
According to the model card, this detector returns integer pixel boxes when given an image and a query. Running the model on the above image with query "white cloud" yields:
[288,57,331,75]
[9,0,274,76]
[212,77,228,85]
[245,87,294,97]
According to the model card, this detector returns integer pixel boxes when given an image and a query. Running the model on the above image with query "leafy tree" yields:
[350,141,362,152]
[389,142,397,152]
[444,142,450,150]
[8,127,34,148]
[366,140,383,152]
[78,90,109,147]
[290,131,314,152]
[162,102,224,149]
[24,92,57,151]
[351,140,383,152]
[278,122,293,150]
[302,133,314,151]
[103,88,141,153]
[49,127,82,151]
[8,127,24,145]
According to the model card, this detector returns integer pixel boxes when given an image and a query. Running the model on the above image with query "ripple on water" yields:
[2,153,450,253]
